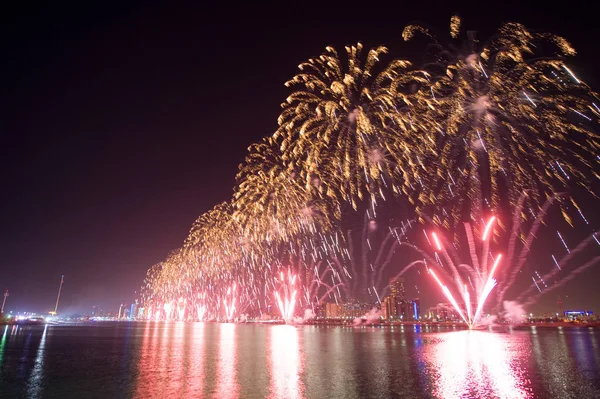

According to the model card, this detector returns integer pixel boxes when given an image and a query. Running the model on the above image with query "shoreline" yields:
[4,319,598,329]
[0,320,600,331]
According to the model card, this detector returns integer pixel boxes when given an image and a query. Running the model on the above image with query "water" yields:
[1,322,599,398]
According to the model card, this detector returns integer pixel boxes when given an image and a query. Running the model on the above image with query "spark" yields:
[523,91,536,107]
[552,255,562,270]
[482,216,496,241]
[532,276,542,293]
[431,232,443,251]
[423,230,432,246]
[562,65,580,84]
[557,231,570,253]
[429,269,469,325]
[572,109,591,121]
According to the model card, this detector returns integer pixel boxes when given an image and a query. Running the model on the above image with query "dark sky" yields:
[1,1,598,315]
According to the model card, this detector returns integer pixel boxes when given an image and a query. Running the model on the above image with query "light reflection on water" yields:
[216,323,239,399]
[424,330,531,398]
[186,322,205,397]
[26,324,47,398]
[268,325,304,398]
[0,323,599,398]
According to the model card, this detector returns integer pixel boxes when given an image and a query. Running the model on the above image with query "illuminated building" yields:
[564,310,595,321]
[390,278,406,301]
[325,302,343,318]
[343,300,373,318]
[130,301,138,320]
[411,299,420,320]
[382,278,420,320]
[382,296,394,319]
[314,302,325,318]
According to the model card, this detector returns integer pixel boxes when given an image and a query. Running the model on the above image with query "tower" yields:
[1,290,8,313]
[557,296,564,317]
[51,275,64,315]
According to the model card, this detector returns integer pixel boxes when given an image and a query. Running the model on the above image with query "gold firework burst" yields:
[404,16,600,228]
[275,43,433,209]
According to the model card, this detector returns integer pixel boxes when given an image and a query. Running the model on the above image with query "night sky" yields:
[1,1,598,315]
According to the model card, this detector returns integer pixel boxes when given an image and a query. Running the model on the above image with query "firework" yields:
[274,43,433,209]
[426,216,502,328]
[403,16,600,228]
[274,269,298,322]
[496,193,600,309]
[139,18,599,326]
[390,192,599,326]
[233,137,338,245]
[223,284,237,321]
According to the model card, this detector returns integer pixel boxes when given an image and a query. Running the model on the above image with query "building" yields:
[129,301,137,320]
[325,302,343,318]
[564,310,595,322]
[384,297,420,321]
[405,298,420,321]
[314,302,325,318]
[382,296,395,319]
[319,300,381,319]
[390,278,406,302]
[391,278,410,319]
[343,300,375,318]
[432,305,462,322]
[381,278,420,321]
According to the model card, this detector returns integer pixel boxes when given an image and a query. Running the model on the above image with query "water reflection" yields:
[1,323,600,397]
[216,323,239,398]
[531,328,600,398]
[134,322,209,398]
[426,330,530,398]
[184,322,205,397]
[168,322,185,395]
[0,326,7,367]
[134,322,154,397]
[568,330,598,378]
[268,325,304,398]
[18,329,32,379]
[27,324,48,398]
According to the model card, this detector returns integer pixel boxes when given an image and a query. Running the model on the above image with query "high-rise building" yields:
[389,277,406,319]
[130,302,137,320]
[412,298,420,320]
[382,296,394,319]
[390,278,406,302]
[398,299,420,321]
